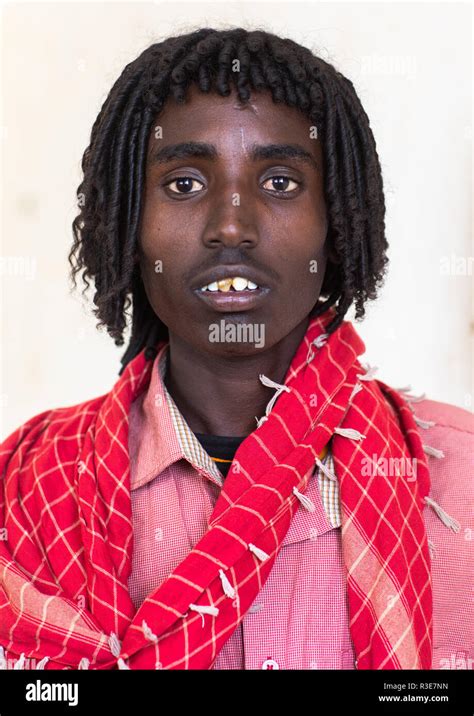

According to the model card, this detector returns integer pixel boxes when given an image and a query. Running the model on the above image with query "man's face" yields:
[138,84,329,355]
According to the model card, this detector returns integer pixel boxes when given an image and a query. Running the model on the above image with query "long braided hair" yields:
[68,27,388,375]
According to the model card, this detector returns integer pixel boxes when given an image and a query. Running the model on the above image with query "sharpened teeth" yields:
[200,276,260,292]
[217,278,233,292]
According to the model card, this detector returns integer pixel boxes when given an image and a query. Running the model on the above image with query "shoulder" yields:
[413,397,473,435]
[0,393,108,472]
[412,397,473,497]
[412,396,473,502]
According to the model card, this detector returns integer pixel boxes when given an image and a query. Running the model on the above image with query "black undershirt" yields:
[194,432,247,477]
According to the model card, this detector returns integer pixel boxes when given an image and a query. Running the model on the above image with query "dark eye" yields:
[262,176,299,193]
[166,177,205,194]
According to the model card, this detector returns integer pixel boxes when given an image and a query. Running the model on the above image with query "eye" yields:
[165,177,205,194]
[262,175,300,193]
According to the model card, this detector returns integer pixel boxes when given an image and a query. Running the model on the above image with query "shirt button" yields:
[261,658,280,670]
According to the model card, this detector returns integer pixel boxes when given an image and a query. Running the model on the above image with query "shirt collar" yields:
[129,344,224,490]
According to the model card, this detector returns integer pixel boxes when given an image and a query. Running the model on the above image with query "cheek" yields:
[138,224,176,316]
[139,205,184,296]
[271,223,328,293]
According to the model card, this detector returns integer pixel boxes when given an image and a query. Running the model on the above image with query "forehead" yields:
[149,83,318,149]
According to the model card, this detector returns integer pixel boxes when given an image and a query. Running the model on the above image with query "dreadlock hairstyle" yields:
[69,27,388,375]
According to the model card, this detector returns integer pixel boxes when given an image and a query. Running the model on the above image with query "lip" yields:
[193,285,270,313]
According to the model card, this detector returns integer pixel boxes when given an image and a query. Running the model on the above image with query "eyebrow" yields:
[148,141,318,170]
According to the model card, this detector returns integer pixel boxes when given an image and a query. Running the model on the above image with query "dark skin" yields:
[138,84,330,437]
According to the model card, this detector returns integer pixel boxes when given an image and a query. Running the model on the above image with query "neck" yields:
[164,317,310,436]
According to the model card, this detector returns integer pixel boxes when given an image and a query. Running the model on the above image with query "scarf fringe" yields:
[248,542,271,562]
[108,632,122,658]
[0,648,50,670]
[219,569,236,599]
[315,455,338,482]
[142,620,158,643]
[349,383,363,402]
[428,539,437,560]
[13,653,26,670]
[405,392,427,403]
[423,444,445,459]
[357,364,378,381]
[109,631,130,669]
[424,496,461,533]
[414,415,436,429]
[186,604,220,628]
[334,427,366,441]
[256,375,291,428]
[306,333,329,363]
[293,486,316,512]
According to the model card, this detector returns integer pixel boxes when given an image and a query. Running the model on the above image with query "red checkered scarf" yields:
[0,310,433,670]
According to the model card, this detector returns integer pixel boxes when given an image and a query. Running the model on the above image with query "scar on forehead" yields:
[232,102,259,115]
[240,127,247,152]
[232,102,258,153]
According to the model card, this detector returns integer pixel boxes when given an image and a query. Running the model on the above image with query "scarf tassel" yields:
[405,392,427,403]
[219,569,236,599]
[314,456,338,482]
[13,653,26,670]
[0,649,49,670]
[78,657,90,670]
[248,542,271,562]
[423,444,445,459]
[424,496,461,533]
[357,364,378,381]
[293,486,316,512]
[108,632,121,658]
[428,539,437,560]
[306,333,329,363]
[349,383,363,402]
[333,427,366,441]
[256,375,291,428]
[185,604,220,628]
[142,620,158,643]
[414,415,436,429]
[109,631,130,669]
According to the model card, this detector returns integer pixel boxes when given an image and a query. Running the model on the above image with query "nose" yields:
[201,189,259,249]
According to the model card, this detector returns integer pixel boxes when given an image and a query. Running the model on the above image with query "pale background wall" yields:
[0,0,472,439]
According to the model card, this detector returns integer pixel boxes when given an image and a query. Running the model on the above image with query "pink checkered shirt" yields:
[128,346,474,670]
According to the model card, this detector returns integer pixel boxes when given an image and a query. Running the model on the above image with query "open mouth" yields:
[194,275,270,312]
[199,277,260,293]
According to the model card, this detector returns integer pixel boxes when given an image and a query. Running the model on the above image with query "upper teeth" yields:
[200,277,259,292]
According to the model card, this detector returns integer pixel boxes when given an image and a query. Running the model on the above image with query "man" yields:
[0,27,472,671]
